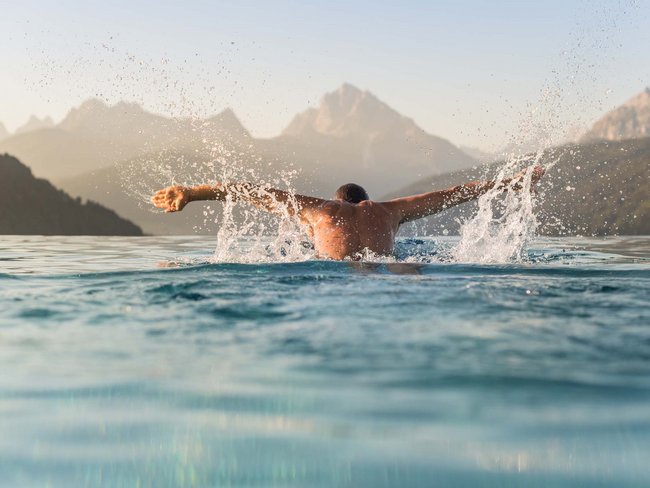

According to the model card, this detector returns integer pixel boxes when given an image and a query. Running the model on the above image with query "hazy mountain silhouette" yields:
[0,154,142,235]
[0,122,8,142]
[384,137,650,236]
[52,84,477,234]
[0,100,249,181]
[275,84,476,193]
[285,83,421,137]
[15,115,55,135]
[582,87,650,142]
[12,84,649,236]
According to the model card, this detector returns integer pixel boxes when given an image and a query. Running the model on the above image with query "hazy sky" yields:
[1,0,648,150]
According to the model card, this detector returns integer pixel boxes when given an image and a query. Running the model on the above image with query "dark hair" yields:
[334,183,369,204]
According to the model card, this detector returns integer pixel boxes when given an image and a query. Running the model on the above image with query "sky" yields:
[1,0,648,151]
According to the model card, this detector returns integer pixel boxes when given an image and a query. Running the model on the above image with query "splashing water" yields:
[453,160,541,263]
[212,188,315,264]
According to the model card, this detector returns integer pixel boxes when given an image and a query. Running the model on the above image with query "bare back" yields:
[303,200,400,260]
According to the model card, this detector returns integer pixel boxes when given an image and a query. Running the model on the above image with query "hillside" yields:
[385,138,650,236]
[582,87,650,142]
[0,154,142,235]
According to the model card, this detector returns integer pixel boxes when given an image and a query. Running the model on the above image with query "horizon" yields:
[2,0,649,152]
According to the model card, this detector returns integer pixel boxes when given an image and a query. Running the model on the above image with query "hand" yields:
[151,185,191,212]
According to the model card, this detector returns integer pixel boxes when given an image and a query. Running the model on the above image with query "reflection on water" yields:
[0,236,649,487]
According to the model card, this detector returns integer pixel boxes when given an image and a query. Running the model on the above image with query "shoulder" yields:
[301,199,342,220]
[363,199,400,218]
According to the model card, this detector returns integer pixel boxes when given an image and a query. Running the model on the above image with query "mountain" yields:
[284,83,418,137]
[53,84,477,234]
[15,115,55,135]
[0,122,9,142]
[0,153,142,235]
[582,87,650,142]
[0,100,249,181]
[277,84,476,195]
[384,137,650,236]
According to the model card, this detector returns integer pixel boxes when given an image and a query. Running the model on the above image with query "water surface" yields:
[1,236,649,487]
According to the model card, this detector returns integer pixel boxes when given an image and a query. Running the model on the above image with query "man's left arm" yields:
[381,165,544,224]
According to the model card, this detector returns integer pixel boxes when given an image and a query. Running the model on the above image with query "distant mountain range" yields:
[2,84,648,236]
[0,84,475,191]
[0,116,55,143]
[0,101,251,181]
[384,137,649,236]
[0,154,142,235]
[2,84,477,234]
[582,87,650,142]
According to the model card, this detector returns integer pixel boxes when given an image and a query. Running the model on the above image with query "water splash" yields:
[453,161,541,263]
[211,184,316,264]
[451,0,640,263]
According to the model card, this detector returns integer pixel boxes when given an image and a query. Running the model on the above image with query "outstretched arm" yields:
[383,165,544,225]
[151,182,325,220]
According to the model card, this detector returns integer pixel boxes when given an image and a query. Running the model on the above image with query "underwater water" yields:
[1,235,649,487]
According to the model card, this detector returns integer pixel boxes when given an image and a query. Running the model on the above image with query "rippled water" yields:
[1,235,649,487]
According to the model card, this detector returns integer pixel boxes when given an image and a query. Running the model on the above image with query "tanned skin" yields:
[151,166,544,260]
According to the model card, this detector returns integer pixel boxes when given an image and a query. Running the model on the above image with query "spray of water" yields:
[451,1,639,263]
[453,160,541,263]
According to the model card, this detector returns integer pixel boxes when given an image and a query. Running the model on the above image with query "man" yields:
[151,166,544,260]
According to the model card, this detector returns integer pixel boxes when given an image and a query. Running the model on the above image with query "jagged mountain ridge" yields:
[15,115,55,135]
[281,84,475,177]
[0,99,248,181]
[285,83,418,137]
[582,87,650,142]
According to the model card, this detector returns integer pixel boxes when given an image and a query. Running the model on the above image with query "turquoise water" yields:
[1,235,649,487]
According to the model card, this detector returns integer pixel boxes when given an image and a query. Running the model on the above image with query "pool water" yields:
[1,235,649,487]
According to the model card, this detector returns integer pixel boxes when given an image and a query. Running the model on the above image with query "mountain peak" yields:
[626,87,650,107]
[15,115,55,135]
[283,83,412,137]
[330,83,365,104]
[77,98,109,111]
[205,108,250,138]
[60,99,150,130]
[59,98,174,143]
[582,87,650,142]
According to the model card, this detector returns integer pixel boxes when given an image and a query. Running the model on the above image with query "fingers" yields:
[151,189,167,206]
[151,187,182,212]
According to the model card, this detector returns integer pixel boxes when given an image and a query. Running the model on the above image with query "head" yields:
[334,183,369,204]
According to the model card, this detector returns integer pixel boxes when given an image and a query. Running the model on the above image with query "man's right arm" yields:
[151,182,326,221]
